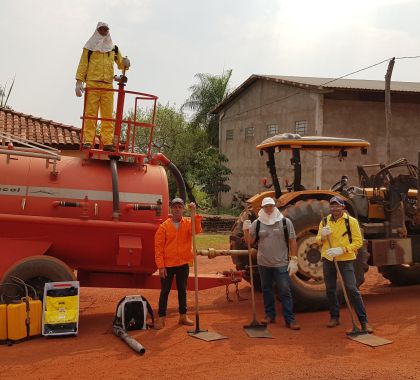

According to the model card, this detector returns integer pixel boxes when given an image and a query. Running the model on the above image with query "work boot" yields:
[154,317,165,330]
[327,318,340,328]
[82,143,92,150]
[178,314,194,326]
[286,321,301,330]
[103,144,116,152]
[261,316,275,325]
[361,323,374,334]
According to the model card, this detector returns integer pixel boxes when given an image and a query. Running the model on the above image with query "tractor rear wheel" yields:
[1,255,76,300]
[229,206,260,289]
[379,264,420,285]
[283,200,331,311]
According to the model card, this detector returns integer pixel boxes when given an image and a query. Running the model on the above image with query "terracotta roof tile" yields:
[0,107,80,149]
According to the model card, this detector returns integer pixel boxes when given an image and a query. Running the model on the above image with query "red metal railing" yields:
[80,77,158,163]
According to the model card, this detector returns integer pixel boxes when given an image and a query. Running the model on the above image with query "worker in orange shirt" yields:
[75,21,130,151]
[154,198,202,330]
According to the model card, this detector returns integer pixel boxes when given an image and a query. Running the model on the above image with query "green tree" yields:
[182,70,232,147]
[191,146,231,212]
[125,104,212,203]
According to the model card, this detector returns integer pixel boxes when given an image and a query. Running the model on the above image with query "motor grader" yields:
[230,133,420,311]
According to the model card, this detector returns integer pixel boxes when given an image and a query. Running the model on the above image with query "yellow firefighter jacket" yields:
[316,212,363,262]
[75,47,125,84]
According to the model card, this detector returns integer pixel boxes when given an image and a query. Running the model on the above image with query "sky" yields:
[1,0,420,128]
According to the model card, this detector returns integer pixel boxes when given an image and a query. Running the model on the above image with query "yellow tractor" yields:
[230,133,420,311]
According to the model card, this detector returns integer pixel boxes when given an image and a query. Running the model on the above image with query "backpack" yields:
[255,218,289,252]
[87,45,119,62]
[113,295,154,331]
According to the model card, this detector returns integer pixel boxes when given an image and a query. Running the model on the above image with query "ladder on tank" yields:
[0,131,61,175]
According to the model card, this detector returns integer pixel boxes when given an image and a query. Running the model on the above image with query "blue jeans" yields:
[258,265,295,324]
[322,259,368,324]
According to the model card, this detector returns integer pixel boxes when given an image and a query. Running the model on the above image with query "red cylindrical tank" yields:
[0,155,169,278]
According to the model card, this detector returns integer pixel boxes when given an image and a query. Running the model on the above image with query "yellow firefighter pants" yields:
[83,81,115,145]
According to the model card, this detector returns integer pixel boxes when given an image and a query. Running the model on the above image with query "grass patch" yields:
[195,233,230,250]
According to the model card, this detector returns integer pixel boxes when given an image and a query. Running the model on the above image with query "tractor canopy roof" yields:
[257,133,370,152]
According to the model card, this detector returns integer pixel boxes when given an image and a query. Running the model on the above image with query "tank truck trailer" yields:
[0,72,235,298]
[229,133,420,311]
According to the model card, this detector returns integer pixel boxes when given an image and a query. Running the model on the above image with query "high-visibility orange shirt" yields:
[154,215,202,269]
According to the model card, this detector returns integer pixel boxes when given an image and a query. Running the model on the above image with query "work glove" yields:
[122,57,131,69]
[326,247,344,259]
[288,256,298,276]
[321,226,331,238]
[75,80,84,97]
[242,219,252,231]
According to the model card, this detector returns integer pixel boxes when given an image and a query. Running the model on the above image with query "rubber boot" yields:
[154,317,165,330]
[178,314,194,326]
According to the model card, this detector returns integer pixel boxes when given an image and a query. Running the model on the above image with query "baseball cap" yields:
[261,197,276,207]
[329,196,345,206]
[171,197,185,206]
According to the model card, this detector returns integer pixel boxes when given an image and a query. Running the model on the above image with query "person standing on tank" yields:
[243,197,301,330]
[154,198,202,330]
[316,196,373,333]
[75,21,130,152]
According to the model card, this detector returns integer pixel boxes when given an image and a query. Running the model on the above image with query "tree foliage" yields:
[191,146,231,208]
[182,70,232,147]
[126,103,231,209]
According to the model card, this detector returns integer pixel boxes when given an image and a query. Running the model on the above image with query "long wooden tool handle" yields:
[244,228,257,322]
[191,206,200,329]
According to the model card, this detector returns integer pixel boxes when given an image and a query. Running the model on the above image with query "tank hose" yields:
[150,153,186,203]
[167,162,186,202]
[110,157,120,220]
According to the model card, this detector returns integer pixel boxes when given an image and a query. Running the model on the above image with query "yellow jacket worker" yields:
[316,196,373,333]
[75,22,130,151]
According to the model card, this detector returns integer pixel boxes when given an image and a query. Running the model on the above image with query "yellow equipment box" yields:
[6,297,42,342]
[0,303,7,344]
[42,281,79,336]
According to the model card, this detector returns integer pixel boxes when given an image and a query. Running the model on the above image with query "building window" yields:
[295,120,308,135]
[245,127,254,139]
[226,129,233,140]
[266,124,278,137]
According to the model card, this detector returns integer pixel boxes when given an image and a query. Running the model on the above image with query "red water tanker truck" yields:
[0,75,228,297]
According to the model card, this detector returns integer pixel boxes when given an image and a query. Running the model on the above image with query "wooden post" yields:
[385,57,395,164]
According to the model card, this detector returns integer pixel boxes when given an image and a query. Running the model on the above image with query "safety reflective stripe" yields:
[0,185,26,195]
[0,184,162,203]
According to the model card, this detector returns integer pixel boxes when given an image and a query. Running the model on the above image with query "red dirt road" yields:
[1,257,420,380]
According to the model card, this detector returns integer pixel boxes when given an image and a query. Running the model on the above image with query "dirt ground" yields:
[1,256,420,380]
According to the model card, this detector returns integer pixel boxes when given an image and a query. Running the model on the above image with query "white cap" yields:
[261,197,275,207]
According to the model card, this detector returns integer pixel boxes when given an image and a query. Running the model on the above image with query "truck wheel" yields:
[379,264,420,285]
[1,256,76,300]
